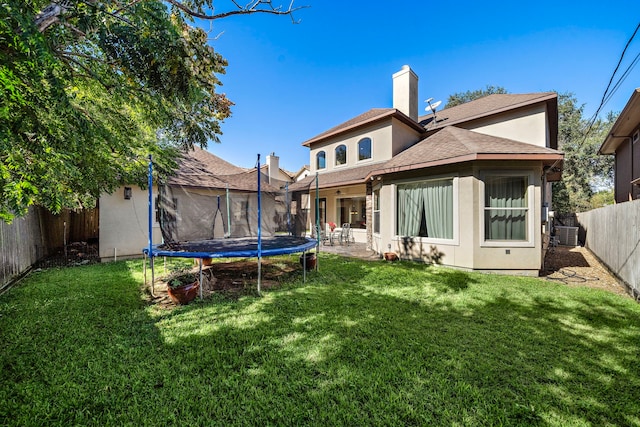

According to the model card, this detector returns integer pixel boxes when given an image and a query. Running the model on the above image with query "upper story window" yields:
[335,145,347,166]
[358,138,372,161]
[316,151,326,169]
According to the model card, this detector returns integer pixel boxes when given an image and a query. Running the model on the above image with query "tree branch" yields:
[165,0,307,22]
[34,1,71,32]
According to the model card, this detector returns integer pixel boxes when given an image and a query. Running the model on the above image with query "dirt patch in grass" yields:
[542,245,631,298]
[148,258,302,308]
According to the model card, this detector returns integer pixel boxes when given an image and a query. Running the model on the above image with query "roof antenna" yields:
[424,97,442,125]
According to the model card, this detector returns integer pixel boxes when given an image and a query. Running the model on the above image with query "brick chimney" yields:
[392,65,418,122]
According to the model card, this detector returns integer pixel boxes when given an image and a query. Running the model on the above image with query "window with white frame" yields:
[396,178,454,240]
[335,145,347,166]
[316,151,326,169]
[358,137,372,161]
[483,175,529,241]
[373,188,380,234]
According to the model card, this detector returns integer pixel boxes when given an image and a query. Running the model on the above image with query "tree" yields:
[552,93,615,214]
[445,85,508,108]
[0,0,304,222]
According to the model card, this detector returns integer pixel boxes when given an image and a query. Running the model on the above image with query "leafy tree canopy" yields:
[552,93,615,214]
[0,0,303,222]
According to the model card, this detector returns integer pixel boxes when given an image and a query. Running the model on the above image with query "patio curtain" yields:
[423,180,453,239]
[397,179,453,239]
[484,176,527,240]
[398,184,423,236]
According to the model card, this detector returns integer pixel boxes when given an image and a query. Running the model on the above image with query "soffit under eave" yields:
[599,89,640,154]
[307,180,368,192]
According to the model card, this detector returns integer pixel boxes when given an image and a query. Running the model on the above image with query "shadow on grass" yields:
[2,258,639,426]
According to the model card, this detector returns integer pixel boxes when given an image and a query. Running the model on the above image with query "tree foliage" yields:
[0,0,303,222]
[552,93,615,214]
[445,85,508,108]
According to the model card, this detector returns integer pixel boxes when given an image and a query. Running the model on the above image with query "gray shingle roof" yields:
[420,93,557,130]
[166,147,281,192]
[370,126,563,177]
[288,162,387,191]
[302,108,424,146]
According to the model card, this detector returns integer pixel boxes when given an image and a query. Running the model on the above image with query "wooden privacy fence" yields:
[0,207,47,290]
[1,207,99,290]
[576,199,640,300]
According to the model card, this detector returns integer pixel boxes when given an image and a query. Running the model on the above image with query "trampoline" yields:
[143,154,318,298]
[151,236,316,259]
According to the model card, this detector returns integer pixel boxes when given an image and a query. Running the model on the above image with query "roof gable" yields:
[302,108,424,146]
[166,147,281,192]
[175,146,248,176]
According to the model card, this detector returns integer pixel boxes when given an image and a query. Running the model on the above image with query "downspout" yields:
[542,159,562,210]
[542,158,562,259]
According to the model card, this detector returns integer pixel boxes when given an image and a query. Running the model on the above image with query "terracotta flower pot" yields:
[384,252,398,262]
[167,280,200,305]
[299,252,317,270]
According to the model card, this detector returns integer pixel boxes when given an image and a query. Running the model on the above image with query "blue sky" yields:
[204,1,640,172]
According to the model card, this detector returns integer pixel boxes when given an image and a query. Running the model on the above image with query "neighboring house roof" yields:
[369,126,563,178]
[599,88,640,154]
[292,165,310,181]
[289,162,388,191]
[166,147,281,193]
[302,108,425,146]
[421,92,559,149]
[176,146,248,176]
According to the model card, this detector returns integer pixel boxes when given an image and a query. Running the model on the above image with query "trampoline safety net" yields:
[156,166,295,244]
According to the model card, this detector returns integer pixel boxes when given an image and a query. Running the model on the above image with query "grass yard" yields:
[1,254,639,426]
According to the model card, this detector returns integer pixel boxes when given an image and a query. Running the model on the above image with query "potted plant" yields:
[328,221,337,232]
[383,252,398,261]
[299,252,317,270]
[165,270,200,304]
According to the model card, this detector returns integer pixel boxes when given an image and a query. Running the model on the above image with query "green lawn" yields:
[1,255,639,426]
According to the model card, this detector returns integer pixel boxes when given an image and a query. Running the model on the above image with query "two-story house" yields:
[291,65,564,275]
[598,88,640,202]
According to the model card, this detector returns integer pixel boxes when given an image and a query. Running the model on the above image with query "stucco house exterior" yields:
[291,65,564,275]
[598,88,640,203]
[98,148,293,261]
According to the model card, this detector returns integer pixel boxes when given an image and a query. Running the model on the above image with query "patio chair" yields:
[314,224,329,246]
[339,223,353,245]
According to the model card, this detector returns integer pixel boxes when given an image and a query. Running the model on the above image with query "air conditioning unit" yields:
[555,226,578,246]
